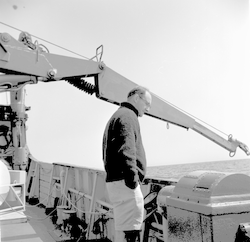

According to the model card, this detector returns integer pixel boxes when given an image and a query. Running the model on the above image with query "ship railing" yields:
[25,156,177,242]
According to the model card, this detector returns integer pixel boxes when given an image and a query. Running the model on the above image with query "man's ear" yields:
[134,93,139,103]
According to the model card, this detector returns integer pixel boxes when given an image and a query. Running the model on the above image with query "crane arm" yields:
[96,66,250,156]
[0,32,249,158]
[192,122,250,156]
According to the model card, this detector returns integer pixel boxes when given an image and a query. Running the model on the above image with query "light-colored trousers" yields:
[106,180,144,242]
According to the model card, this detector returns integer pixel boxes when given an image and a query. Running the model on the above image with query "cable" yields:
[0,21,90,60]
[62,191,111,215]
[61,191,112,241]
[57,192,111,241]
[25,185,56,208]
[0,22,231,139]
[154,92,229,137]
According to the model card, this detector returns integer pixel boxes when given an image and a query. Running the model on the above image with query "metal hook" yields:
[229,151,236,157]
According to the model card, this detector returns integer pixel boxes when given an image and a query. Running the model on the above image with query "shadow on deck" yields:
[1,203,112,242]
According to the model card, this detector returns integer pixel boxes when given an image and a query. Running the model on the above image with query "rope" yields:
[0,21,90,60]
[25,185,56,208]
[62,191,112,215]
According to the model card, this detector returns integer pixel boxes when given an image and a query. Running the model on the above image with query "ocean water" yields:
[146,159,250,180]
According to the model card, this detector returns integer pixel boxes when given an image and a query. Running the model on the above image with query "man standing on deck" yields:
[102,86,152,242]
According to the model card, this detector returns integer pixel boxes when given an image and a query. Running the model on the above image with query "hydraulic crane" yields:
[0,31,249,170]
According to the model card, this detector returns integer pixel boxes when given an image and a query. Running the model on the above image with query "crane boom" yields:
[96,66,249,156]
[0,31,248,169]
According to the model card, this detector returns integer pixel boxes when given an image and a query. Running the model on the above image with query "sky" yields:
[0,0,250,170]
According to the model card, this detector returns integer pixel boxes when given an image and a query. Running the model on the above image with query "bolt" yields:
[99,62,106,70]
[47,69,57,78]
[1,33,10,42]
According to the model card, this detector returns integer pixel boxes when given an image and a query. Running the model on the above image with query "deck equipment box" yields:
[157,170,250,242]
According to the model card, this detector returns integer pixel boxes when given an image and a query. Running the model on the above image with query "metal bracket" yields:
[90,45,103,62]
[228,134,250,156]
[0,42,10,62]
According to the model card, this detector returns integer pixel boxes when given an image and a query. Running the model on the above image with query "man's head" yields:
[127,86,152,117]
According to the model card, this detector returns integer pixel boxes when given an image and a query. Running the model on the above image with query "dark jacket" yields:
[102,102,147,189]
